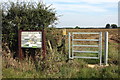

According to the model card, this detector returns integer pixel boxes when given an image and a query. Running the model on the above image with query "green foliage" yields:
[108,43,118,65]
[2,1,58,53]
[2,27,119,78]
[111,24,117,28]
[105,24,111,28]
[100,65,119,78]
[3,67,41,78]
[46,28,62,49]
[105,24,117,28]
[75,26,80,29]
[3,42,119,78]
[76,68,100,78]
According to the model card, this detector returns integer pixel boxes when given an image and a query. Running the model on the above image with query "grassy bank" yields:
[2,29,119,78]
[2,42,119,78]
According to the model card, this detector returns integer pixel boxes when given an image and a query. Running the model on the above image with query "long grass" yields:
[2,29,119,78]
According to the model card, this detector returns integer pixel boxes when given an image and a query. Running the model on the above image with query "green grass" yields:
[2,41,119,78]
[3,67,39,78]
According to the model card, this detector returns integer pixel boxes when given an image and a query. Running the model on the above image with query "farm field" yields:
[2,28,120,78]
[66,28,119,41]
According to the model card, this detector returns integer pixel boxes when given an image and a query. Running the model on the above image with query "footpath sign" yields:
[21,31,42,48]
[18,30,46,59]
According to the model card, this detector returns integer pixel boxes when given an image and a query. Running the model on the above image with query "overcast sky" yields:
[0,0,119,28]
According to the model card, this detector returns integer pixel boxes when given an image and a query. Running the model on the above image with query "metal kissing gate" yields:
[68,32,108,65]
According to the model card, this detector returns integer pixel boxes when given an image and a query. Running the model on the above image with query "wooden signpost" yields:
[18,30,46,60]
[62,29,66,54]
[62,29,66,36]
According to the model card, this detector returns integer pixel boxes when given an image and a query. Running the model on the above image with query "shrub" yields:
[75,26,80,29]
[2,1,58,56]
[111,24,117,28]
[105,24,111,28]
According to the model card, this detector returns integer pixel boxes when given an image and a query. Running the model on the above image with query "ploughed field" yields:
[65,28,120,44]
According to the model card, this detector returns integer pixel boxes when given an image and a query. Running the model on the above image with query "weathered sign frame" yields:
[18,30,46,59]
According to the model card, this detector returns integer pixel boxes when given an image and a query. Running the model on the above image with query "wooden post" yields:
[63,35,66,54]
[42,26,46,60]
[48,40,52,52]
[18,30,24,60]
[63,29,66,36]
[62,29,66,54]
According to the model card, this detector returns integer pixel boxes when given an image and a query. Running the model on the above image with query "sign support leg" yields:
[42,27,46,60]
[18,30,24,60]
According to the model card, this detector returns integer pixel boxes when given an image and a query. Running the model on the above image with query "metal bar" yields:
[73,32,100,34]
[68,32,103,65]
[104,32,108,65]
[73,50,99,53]
[99,32,102,66]
[74,56,99,59]
[73,39,99,41]
[68,33,71,59]
[73,45,99,47]
[72,33,74,59]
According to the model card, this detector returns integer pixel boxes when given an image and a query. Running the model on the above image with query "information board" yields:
[21,31,42,48]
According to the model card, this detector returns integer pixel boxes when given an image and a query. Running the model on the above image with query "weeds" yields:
[2,29,119,78]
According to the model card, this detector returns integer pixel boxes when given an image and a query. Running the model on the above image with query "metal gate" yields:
[68,32,103,65]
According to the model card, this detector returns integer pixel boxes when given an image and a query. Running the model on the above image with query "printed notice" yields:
[21,31,42,48]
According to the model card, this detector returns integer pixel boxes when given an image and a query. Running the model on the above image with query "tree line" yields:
[74,24,118,29]
[105,24,118,28]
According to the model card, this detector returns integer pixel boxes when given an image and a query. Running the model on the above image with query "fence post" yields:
[72,33,74,59]
[99,32,102,66]
[68,33,71,59]
[104,32,108,65]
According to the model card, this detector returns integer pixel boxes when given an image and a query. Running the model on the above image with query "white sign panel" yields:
[21,31,42,48]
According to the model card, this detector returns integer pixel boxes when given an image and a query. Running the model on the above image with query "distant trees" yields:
[111,24,117,28]
[106,24,111,28]
[105,24,117,28]
[75,26,80,29]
